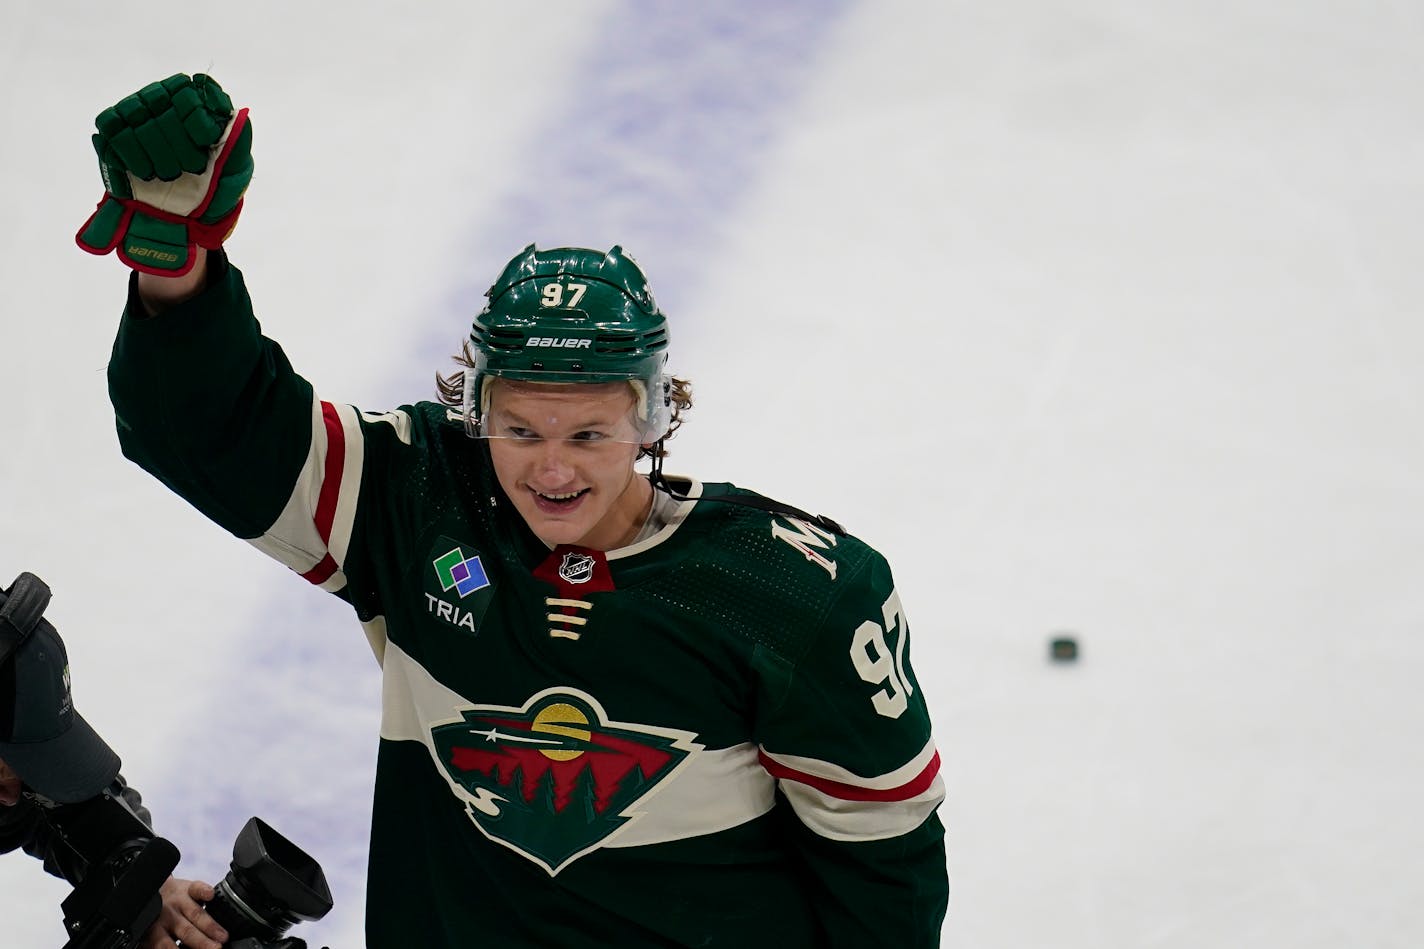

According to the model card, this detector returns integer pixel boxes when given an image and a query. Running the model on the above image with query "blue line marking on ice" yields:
[420,0,856,365]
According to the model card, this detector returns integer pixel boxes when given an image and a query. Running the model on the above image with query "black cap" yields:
[0,573,120,803]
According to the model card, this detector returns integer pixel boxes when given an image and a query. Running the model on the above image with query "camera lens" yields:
[205,817,333,940]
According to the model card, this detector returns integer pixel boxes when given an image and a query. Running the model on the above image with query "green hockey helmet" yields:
[464,244,672,440]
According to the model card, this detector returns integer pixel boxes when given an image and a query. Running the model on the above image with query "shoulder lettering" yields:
[770,517,839,579]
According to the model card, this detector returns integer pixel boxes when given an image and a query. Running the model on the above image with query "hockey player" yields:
[84,74,948,946]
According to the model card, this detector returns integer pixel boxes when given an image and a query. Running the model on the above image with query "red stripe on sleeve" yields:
[314,401,345,544]
[758,750,941,803]
[301,554,339,586]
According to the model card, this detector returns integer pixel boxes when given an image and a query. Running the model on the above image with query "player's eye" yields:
[570,430,608,442]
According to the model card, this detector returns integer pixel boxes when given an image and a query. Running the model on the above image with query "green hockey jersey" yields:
[108,254,947,947]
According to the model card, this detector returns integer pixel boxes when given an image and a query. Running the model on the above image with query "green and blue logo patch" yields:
[433,547,491,598]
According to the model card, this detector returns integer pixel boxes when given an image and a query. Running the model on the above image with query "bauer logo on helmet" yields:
[525,338,594,349]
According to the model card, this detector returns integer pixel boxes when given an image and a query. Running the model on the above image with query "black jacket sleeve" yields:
[0,776,153,885]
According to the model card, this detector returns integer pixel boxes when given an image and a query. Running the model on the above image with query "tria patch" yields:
[433,546,491,598]
[430,688,701,875]
[425,537,496,636]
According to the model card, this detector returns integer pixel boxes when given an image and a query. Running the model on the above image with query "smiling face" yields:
[484,379,654,551]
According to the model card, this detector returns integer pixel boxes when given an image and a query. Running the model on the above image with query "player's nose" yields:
[532,442,576,481]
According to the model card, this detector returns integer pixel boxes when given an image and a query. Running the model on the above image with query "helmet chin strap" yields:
[647,445,846,538]
[647,440,670,493]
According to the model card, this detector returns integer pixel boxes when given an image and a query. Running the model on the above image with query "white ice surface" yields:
[2,2,1423,946]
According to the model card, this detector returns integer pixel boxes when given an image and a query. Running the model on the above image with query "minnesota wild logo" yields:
[430,688,701,875]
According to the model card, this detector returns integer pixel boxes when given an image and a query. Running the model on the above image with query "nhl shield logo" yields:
[558,551,596,584]
[430,688,701,875]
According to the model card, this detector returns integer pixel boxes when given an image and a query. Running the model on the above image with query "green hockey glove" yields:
[76,73,253,276]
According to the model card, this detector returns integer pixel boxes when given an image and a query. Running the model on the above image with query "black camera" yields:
[2,571,334,948]
[206,815,334,947]
[40,783,333,949]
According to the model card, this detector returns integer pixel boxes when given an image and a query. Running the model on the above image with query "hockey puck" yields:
[1049,635,1079,662]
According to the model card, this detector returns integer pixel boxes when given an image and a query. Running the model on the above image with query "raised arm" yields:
[87,75,406,615]
[135,247,210,316]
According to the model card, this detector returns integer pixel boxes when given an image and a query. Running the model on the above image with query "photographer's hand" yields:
[142,876,228,949]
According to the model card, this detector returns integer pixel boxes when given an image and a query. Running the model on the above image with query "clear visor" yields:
[469,372,667,447]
